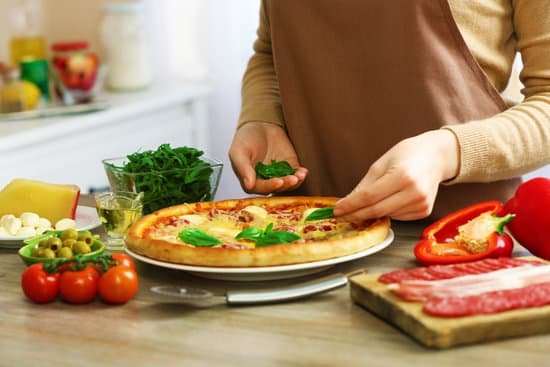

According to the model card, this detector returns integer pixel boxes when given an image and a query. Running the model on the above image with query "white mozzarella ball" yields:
[16,226,37,237]
[55,218,77,231]
[0,227,10,237]
[5,217,22,235]
[38,217,52,229]
[20,212,40,227]
[0,214,16,229]
[180,214,206,225]
[242,205,268,219]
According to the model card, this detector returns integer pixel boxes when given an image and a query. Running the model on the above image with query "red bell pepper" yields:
[504,177,550,260]
[414,201,515,265]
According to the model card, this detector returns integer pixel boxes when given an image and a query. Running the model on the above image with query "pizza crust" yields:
[125,197,391,267]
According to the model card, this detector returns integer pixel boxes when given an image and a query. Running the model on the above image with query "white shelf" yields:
[0,78,211,192]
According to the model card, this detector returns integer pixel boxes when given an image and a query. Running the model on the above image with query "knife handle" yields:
[226,273,348,305]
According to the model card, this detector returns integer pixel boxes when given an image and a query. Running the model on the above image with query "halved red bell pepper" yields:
[414,201,515,265]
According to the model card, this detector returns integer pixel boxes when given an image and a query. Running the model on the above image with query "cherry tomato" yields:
[98,266,139,304]
[59,265,99,304]
[110,253,136,270]
[21,263,60,304]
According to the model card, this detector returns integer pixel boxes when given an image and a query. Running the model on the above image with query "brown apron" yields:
[264,0,520,218]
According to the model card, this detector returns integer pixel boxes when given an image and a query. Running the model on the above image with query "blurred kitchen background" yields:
[0,0,546,200]
[0,0,259,199]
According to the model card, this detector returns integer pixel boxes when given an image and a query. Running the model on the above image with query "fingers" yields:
[333,165,398,216]
[334,163,437,221]
[229,148,257,192]
[337,187,416,222]
[245,169,308,195]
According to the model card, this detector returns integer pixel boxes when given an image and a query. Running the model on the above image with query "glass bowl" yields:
[102,156,223,214]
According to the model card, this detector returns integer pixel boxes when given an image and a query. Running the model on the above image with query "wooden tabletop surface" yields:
[0,196,547,367]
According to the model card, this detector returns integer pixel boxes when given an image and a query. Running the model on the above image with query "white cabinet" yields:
[0,80,210,193]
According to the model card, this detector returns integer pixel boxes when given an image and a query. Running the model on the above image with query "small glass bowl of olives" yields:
[19,228,106,265]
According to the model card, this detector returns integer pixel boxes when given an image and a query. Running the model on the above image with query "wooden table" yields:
[0,198,547,367]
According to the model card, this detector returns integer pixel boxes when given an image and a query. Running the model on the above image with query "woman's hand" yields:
[229,122,308,194]
[333,130,460,221]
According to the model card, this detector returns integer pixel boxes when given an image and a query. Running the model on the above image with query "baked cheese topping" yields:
[150,204,361,248]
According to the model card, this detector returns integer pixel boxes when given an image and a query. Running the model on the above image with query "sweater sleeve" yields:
[237,1,285,129]
[443,0,550,183]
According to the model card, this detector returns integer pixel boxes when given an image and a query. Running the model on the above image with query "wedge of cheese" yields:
[0,179,80,223]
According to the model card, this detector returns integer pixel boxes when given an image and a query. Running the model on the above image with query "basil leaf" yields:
[255,160,296,179]
[256,230,301,247]
[178,228,221,247]
[305,207,334,221]
[235,222,301,247]
[235,227,263,241]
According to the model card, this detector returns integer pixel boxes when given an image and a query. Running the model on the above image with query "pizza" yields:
[125,196,391,267]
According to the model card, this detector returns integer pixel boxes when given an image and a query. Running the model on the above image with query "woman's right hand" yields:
[229,122,308,194]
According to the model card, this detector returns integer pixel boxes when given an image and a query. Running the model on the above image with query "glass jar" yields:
[99,2,152,91]
[51,41,100,104]
[9,0,47,65]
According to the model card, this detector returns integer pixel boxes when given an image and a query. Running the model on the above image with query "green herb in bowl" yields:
[103,144,223,214]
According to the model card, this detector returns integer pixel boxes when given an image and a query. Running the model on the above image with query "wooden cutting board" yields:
[350,271,550,349]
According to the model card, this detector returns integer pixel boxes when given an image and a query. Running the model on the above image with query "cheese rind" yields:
[0,179,80,223]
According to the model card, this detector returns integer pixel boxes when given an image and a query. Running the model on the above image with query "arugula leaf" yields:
[116,144,217,214]
[178,228,221,247]
[255,160,296,179]
[235,223,301,247]
[305,207,334,221]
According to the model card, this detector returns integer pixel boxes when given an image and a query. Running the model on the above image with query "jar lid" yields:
[51,41,89,52]
[103,2,145,13]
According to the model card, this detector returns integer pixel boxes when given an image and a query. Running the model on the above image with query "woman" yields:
[229,0,549,221]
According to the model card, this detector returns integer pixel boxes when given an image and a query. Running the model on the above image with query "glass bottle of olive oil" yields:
[9,0,47,64]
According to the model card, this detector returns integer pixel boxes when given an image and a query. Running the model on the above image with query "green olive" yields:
[62,238,77,249]
[73,241,91,254]
[41,248,56,259]
[60,228,79,241]
[31,248,42,257]
[38,239,49,248]
[47,237,63,252]
[79,230,92,237]
[77,233,94,246]
[57,247,74,258]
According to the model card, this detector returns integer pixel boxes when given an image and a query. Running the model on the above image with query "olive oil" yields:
[97,205,142,238]
[95,192,143,250]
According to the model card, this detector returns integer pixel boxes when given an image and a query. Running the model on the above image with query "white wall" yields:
[152,0,260,200]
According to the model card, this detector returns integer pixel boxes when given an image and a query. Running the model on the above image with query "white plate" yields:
[0,206,101,249]
[126,229,394,281]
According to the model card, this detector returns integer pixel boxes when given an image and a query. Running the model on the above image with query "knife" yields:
[150,272,348,305]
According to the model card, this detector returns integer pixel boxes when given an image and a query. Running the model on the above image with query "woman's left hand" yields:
[333,130,460,221]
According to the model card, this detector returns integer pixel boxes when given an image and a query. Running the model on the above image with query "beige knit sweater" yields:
[238,0,550,183]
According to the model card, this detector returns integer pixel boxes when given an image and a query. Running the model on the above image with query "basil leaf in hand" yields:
[178,228,221,247]
[305,207,334,221]
[255,160,296,179]
[235,223,301,247]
